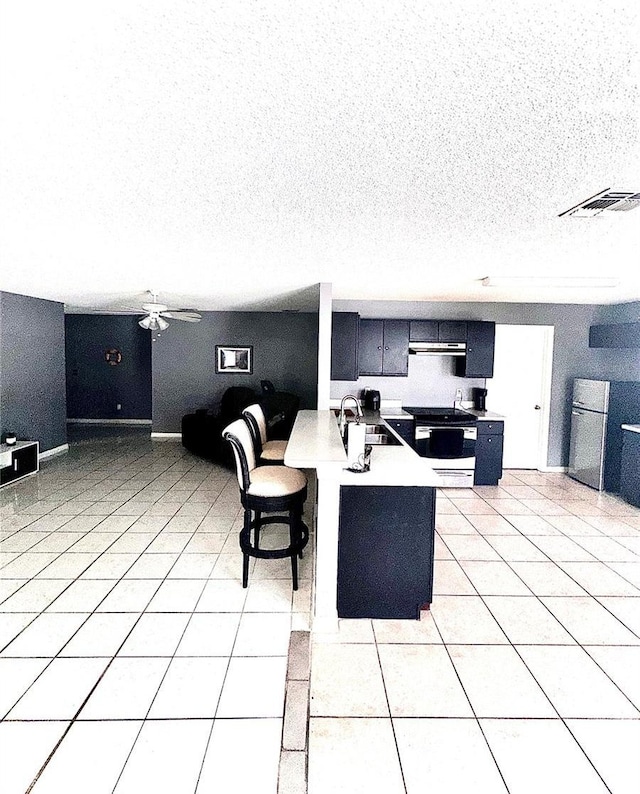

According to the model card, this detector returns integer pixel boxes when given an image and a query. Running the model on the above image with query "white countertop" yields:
[621,424,640,435]
[285,410,441,487]
[463,409,505,420]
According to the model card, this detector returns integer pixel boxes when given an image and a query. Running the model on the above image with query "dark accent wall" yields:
[152,312,319,432]
[332,299,635,468]
[0,291,67,452]
[65,315,152,420]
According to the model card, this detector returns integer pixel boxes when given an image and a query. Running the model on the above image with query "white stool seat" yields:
[247,466,307,498]
[261,440,288,461]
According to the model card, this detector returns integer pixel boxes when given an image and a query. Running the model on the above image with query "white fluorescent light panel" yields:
[481,277,619,288]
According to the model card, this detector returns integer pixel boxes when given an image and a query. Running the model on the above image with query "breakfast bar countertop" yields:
[285,409,441,487]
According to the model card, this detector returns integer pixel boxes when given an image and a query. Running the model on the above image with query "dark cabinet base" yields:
[337,485,435,619]
[474,421,504,486]
[620,431,640,507]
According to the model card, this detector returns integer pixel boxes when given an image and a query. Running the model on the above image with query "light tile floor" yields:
[0,429,312,794]
[2,433,640,794]
[309,471,640,794]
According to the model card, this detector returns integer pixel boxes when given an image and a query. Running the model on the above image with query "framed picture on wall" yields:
[215,345,253,374]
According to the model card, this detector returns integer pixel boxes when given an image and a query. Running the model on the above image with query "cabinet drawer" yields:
[477,421,504,435]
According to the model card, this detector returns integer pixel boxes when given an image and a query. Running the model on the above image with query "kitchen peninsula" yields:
[285,410,440,631]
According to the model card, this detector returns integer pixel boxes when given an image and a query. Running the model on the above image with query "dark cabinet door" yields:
[358,319,384,375]
[358,319,409,376]
[620,431,640,507]
[338,485,435,618]
[385,419,415,447]
[456,321,495,378]
[331,312,359,381]
[589,322,640,349]
[382,320,409,376]
[438,321,467,342]
[409,320,438,342]
[474,420,504,485]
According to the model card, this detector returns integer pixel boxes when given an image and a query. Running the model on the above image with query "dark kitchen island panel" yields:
[337,485,435,619]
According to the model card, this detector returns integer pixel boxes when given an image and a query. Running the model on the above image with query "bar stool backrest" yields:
[243,404,268,446]
[222,419,256,493]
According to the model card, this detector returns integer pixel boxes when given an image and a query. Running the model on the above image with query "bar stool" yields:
[242,403,288,464]
[222,419,309,590]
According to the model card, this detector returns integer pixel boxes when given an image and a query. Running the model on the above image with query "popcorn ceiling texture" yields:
[0,0,638,309]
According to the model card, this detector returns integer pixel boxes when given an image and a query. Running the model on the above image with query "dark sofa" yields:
[181,386,300,466]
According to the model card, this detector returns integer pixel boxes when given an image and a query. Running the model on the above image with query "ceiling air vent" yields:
[559,189,640,218]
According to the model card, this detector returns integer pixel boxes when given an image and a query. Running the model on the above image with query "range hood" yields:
[408,341,467,356]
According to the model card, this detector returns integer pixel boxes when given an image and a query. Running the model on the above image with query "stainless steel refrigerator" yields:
[569,378,640,492]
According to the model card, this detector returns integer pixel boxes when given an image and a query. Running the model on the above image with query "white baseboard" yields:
[40,444,69,459]
[538,465,568,473]
[67,419,152,425]
[150,432,181,439]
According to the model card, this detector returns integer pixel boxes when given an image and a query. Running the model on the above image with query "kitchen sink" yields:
[337,417,402,446]
[364,424,401,446]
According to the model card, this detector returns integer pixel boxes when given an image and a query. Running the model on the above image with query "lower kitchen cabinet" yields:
[0,441,39,487]
[337,485,435,619]
[620,429,640,507]
[384,418,415,447]
[474,421,504,486]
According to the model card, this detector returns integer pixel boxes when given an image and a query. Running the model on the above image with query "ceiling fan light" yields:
[138,316,153,330]
[156,316,169,331]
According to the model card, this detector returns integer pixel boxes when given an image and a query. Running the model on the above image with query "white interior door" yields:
[487,325,554,470]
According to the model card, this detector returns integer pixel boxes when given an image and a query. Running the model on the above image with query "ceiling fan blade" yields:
[161,311,202,322]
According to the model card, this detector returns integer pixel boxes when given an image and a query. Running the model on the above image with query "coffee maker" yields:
[472,388,488,412]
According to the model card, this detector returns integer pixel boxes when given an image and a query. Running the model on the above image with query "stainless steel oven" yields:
[404,407,478,487]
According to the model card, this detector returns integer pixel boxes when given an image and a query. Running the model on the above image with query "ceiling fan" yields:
[136,291,202,331]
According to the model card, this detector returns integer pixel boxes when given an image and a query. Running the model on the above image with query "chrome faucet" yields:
[339,394,363,437]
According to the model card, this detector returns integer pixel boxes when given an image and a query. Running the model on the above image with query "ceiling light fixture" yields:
[138,315,169,331]
[481,276,619,289]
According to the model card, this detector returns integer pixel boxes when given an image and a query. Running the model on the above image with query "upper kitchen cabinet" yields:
[589,322,640,349]
[438,321,467,342]
[331,312,360,381]
[409,320,467,342]
[409,320,439,342]
[455,321,495,378]
[359,319,409,377]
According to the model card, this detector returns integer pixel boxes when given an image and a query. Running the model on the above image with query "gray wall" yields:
[332,299,638,467]
[65,315,152,420]
[0,291,67,452]
[152,312,319,432]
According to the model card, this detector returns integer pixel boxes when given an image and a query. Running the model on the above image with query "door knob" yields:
[534,405,541,410]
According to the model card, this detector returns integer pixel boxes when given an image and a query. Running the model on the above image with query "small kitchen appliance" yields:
[472,388,488,411]
[363,389,381,411]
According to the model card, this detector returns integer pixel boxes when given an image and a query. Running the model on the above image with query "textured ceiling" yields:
[1,0,639,311]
